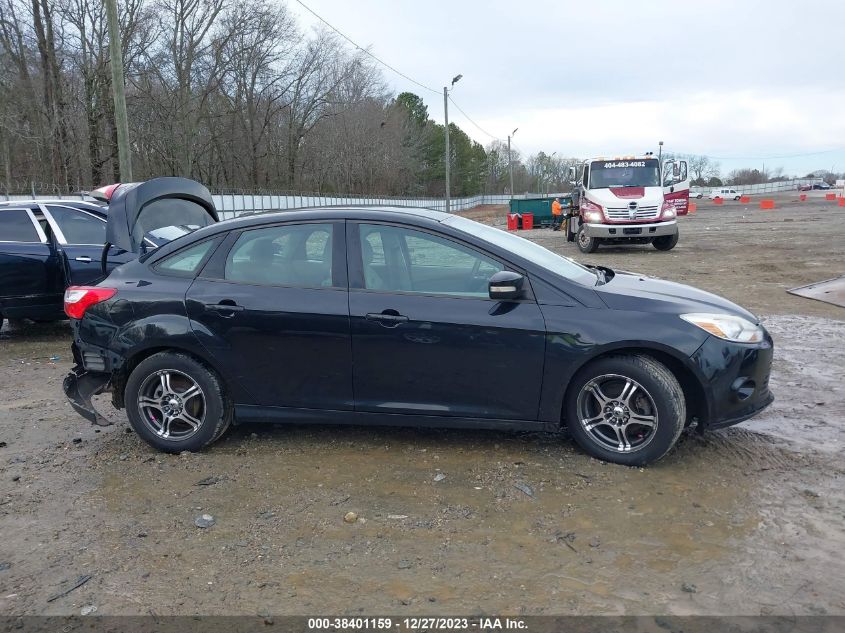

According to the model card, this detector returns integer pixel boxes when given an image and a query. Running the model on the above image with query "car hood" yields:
[596,270,758,322]
[105,177,218,253]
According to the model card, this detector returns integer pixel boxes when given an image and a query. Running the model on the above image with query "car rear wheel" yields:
[577,225,600,253]
[652,233,679,251]
[565,355,686,465]
[125,352,232,453]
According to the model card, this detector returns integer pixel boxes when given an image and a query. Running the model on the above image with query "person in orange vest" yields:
[551,197,563,231]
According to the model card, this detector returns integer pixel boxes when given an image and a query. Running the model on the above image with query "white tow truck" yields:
[566,155,689,253]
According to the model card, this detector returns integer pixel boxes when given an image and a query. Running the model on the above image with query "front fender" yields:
[536,305,710,424]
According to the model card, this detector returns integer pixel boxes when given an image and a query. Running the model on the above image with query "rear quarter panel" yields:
[76,261,253,405]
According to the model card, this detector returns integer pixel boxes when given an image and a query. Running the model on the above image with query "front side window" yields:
[157,239,216,275]
[46,206,106,244]
[0,209,40,242]
[225,223,334,288]
[358,224,503,297]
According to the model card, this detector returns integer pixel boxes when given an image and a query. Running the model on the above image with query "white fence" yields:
[694,178,823,196]
[0,178,827,218]
[0,190,514,218]
[210,192,515,219]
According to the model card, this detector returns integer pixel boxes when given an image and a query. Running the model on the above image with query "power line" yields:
[675,147,845,161]
[294,0,439,96]
[448,96,503,142]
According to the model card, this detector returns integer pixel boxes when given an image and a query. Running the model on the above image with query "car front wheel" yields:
[565,354,686,465]
[125,351,232,453]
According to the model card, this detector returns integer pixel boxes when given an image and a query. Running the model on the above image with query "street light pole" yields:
[443,74,462,213]
[508,128,518,197]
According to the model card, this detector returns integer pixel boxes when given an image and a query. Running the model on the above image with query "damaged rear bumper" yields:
[63,366,112,426]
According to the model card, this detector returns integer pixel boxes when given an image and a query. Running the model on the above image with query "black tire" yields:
[564,354,685,466]
[652,232,679,251]
[734,196,741,201]
[576,225,600,253]
[125,351,232,453]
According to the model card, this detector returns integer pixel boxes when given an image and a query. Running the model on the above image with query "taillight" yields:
[64,286,117,319]
[661,200,677,219]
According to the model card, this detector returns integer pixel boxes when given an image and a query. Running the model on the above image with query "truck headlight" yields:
[584,210,602,223]
[661,201,677,219]
[680,313,764,343]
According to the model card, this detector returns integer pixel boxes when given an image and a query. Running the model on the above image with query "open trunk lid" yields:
[105,177,218,254]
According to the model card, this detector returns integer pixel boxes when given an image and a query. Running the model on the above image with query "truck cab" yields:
[567,155,688,253]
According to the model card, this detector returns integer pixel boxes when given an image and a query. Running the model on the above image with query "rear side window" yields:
[0,210,40,242]
[224,223,334,288]
[156,239,216,275]
[46,206,106,244]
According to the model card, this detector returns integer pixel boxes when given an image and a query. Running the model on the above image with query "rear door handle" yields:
[74,256,92,263]
[366,312,409,325]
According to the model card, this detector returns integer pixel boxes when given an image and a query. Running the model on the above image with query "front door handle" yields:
[365,312,409,327]
[74,256,92,263]
[203,301,245,316]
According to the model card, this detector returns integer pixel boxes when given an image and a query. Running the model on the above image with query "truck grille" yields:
[606,205,659,220]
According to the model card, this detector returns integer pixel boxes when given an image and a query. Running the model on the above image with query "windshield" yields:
[589,159,660,189]
[443,216,597,286]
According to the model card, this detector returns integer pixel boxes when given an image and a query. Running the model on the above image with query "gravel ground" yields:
[0,194,842,616]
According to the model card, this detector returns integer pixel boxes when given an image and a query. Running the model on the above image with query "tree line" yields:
[2,0,824,198]
[0,0,559,197]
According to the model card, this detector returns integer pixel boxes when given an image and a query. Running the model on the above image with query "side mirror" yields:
[568,166,579,183]
[489,270,524,301]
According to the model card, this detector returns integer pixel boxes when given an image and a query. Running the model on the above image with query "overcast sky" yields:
[289,0,845,177]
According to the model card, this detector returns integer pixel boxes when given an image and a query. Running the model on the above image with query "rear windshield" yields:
[133,198,215,244]
[443,216,596,286]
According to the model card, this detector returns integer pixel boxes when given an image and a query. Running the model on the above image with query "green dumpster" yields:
[508,195,572,227]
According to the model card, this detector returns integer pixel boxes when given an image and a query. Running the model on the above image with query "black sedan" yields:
[63,178,773,465]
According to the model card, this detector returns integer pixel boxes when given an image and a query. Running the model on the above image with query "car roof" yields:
[0,199,106,212]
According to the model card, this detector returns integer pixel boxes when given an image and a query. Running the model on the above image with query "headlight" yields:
[661,201,677,219]
[584,210,602,223]
[680,313,764,343]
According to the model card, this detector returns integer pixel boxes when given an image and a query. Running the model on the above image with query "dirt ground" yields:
[0,193,843,617]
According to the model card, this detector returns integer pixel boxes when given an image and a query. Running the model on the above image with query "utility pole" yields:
[443,87,450,212]
[508,128,518,197]
[443,74,462,213]
[106,0,132,181]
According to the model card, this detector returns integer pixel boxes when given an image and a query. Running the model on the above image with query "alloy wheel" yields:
[137,369,206,440]
[576,373,658,453]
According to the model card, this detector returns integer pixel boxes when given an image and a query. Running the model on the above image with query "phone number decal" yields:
[603,161,646,168]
